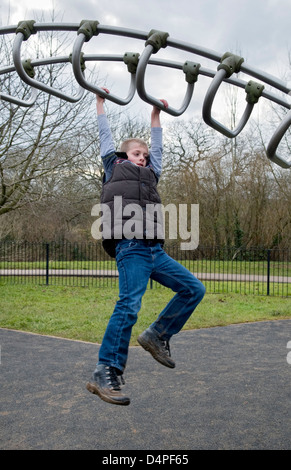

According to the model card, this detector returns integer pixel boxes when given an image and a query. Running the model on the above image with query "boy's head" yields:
[120,138,149,167]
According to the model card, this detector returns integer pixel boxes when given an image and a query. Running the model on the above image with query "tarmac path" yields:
[1,320,291,450]
[0,268,290,284]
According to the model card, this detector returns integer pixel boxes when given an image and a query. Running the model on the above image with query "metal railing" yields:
[0,241,290,296]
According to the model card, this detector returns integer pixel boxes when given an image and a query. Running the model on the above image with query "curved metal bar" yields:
[2,22,291,94]
[12,32,85,103]
[266,110,291,168]
[0,64,38,106]
[72,33,136,105]
[202,68,254,138]
[167,35,291,95]
[136,44,194,116]
[0,86,38,107]
[75,54,291,110]
[0,21,289,170]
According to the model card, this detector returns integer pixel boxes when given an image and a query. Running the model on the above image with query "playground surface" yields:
[1,319,291,450]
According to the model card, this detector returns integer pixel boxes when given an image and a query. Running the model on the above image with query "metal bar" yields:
[241,63,291,95]
[0,87,38,107]
[2,22,290,94]
[71,33,136,105]
[0,22,290,170]
[167,36,291,94]
[0,23,80,35]
[136,44,194,116]
[83,56,291,109]
[2,55,290,109]
[166,37,222,63]
[202,68,254,138]
[46,243,49,286]
[12,32,85,103]
[267,249,271,296]
[266,110,291,168]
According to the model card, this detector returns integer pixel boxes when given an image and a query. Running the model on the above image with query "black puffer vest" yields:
[100,159,164,257]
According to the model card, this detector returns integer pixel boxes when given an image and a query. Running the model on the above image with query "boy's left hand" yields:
[153,99,168,114]
[159,99,168,109]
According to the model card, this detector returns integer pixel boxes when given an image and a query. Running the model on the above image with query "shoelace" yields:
[160,339,171,357]
[105,366,125,390]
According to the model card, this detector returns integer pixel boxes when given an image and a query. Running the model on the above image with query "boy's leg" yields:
[138,244,205,366]
[87,240,151,405]
[150,245,205,338]
[98,240,152,373]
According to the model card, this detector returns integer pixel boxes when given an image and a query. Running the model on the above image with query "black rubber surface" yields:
[1,320,291,450]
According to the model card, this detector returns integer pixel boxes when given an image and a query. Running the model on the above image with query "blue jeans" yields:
[98,239,206,373]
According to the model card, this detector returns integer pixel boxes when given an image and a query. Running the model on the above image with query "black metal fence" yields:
[0,241,290,297]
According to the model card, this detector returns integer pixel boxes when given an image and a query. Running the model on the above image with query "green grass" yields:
[2,276,289,297]
[0,283,290,345]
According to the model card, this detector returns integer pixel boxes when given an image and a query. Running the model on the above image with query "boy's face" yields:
[126,144,149,167]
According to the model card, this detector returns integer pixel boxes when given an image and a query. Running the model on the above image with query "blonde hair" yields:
[120,138,148,153]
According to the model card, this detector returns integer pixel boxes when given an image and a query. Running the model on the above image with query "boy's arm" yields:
[149,100,168,180]
[96,90,116,181]
[98,114,116,158]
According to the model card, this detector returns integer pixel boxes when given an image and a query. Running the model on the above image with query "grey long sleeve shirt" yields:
[97,114,163,182]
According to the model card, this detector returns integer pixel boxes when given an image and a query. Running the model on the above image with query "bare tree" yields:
[0,20,99,216]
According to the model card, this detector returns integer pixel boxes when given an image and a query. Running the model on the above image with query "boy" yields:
[87,89,205,406]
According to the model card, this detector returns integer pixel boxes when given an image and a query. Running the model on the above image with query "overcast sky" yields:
[1,0,291,124]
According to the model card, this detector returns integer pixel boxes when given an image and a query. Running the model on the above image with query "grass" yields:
[0,283,290,345]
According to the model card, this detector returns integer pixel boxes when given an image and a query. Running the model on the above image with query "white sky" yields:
[1,0,291,125]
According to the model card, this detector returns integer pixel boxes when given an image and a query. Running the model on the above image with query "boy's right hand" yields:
[159,99,168,109]
[151,99,168,127]
[96,88,110,115]
[96,87,110,103]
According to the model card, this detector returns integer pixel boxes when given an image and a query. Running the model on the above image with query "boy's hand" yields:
[96,87,110,103]
[151,99,168,127]
[152,99,168,114]
[159,99,168,109]
[96,88,110,114]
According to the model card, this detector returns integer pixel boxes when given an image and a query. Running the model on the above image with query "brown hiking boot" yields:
[137,327,175,368]
[86,364,130,406]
